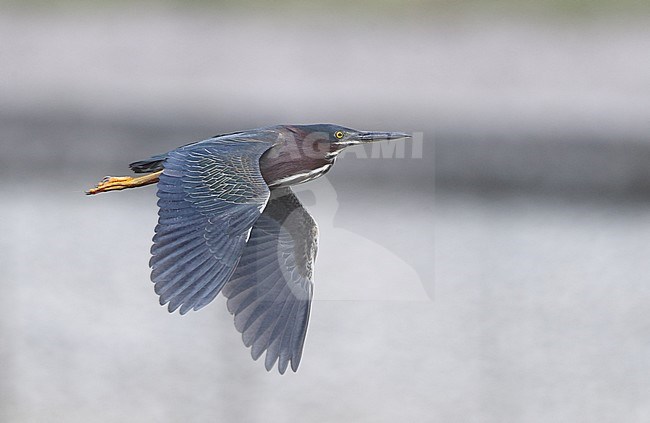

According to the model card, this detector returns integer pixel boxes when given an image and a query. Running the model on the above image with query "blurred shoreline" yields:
[2,10,649,197]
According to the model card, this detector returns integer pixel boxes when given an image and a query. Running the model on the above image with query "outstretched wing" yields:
[151,138,274,315]
[222,188,318,374]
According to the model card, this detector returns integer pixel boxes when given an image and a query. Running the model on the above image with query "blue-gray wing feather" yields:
[222,188,317,374]
[151,138,274,314]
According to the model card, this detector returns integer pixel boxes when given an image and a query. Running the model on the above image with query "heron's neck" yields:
[260,139,335,188]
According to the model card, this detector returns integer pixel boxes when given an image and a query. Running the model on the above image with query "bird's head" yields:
[283,124,411,156]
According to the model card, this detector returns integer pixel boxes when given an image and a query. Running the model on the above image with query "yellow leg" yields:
[86,171,163,195]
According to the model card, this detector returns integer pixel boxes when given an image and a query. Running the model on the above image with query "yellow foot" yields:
[86,170,162,195]
[86,176,135,195]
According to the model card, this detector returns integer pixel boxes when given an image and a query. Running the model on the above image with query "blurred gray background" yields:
[2,1,650,422]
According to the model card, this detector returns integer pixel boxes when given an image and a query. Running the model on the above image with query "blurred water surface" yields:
[3,180,650,422]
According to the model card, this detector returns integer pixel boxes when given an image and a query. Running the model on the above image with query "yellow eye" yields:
[334,131,344,139]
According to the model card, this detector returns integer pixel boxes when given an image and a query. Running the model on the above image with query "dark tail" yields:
[129,154,167,173]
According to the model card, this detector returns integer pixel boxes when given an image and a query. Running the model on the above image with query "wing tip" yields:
[252,345,301,374]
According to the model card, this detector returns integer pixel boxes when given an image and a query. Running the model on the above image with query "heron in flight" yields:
[87,124,410,373]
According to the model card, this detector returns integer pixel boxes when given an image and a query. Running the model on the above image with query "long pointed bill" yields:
[353,131,411,143]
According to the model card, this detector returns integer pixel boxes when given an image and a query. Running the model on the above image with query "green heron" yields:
[88,124,410,373]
